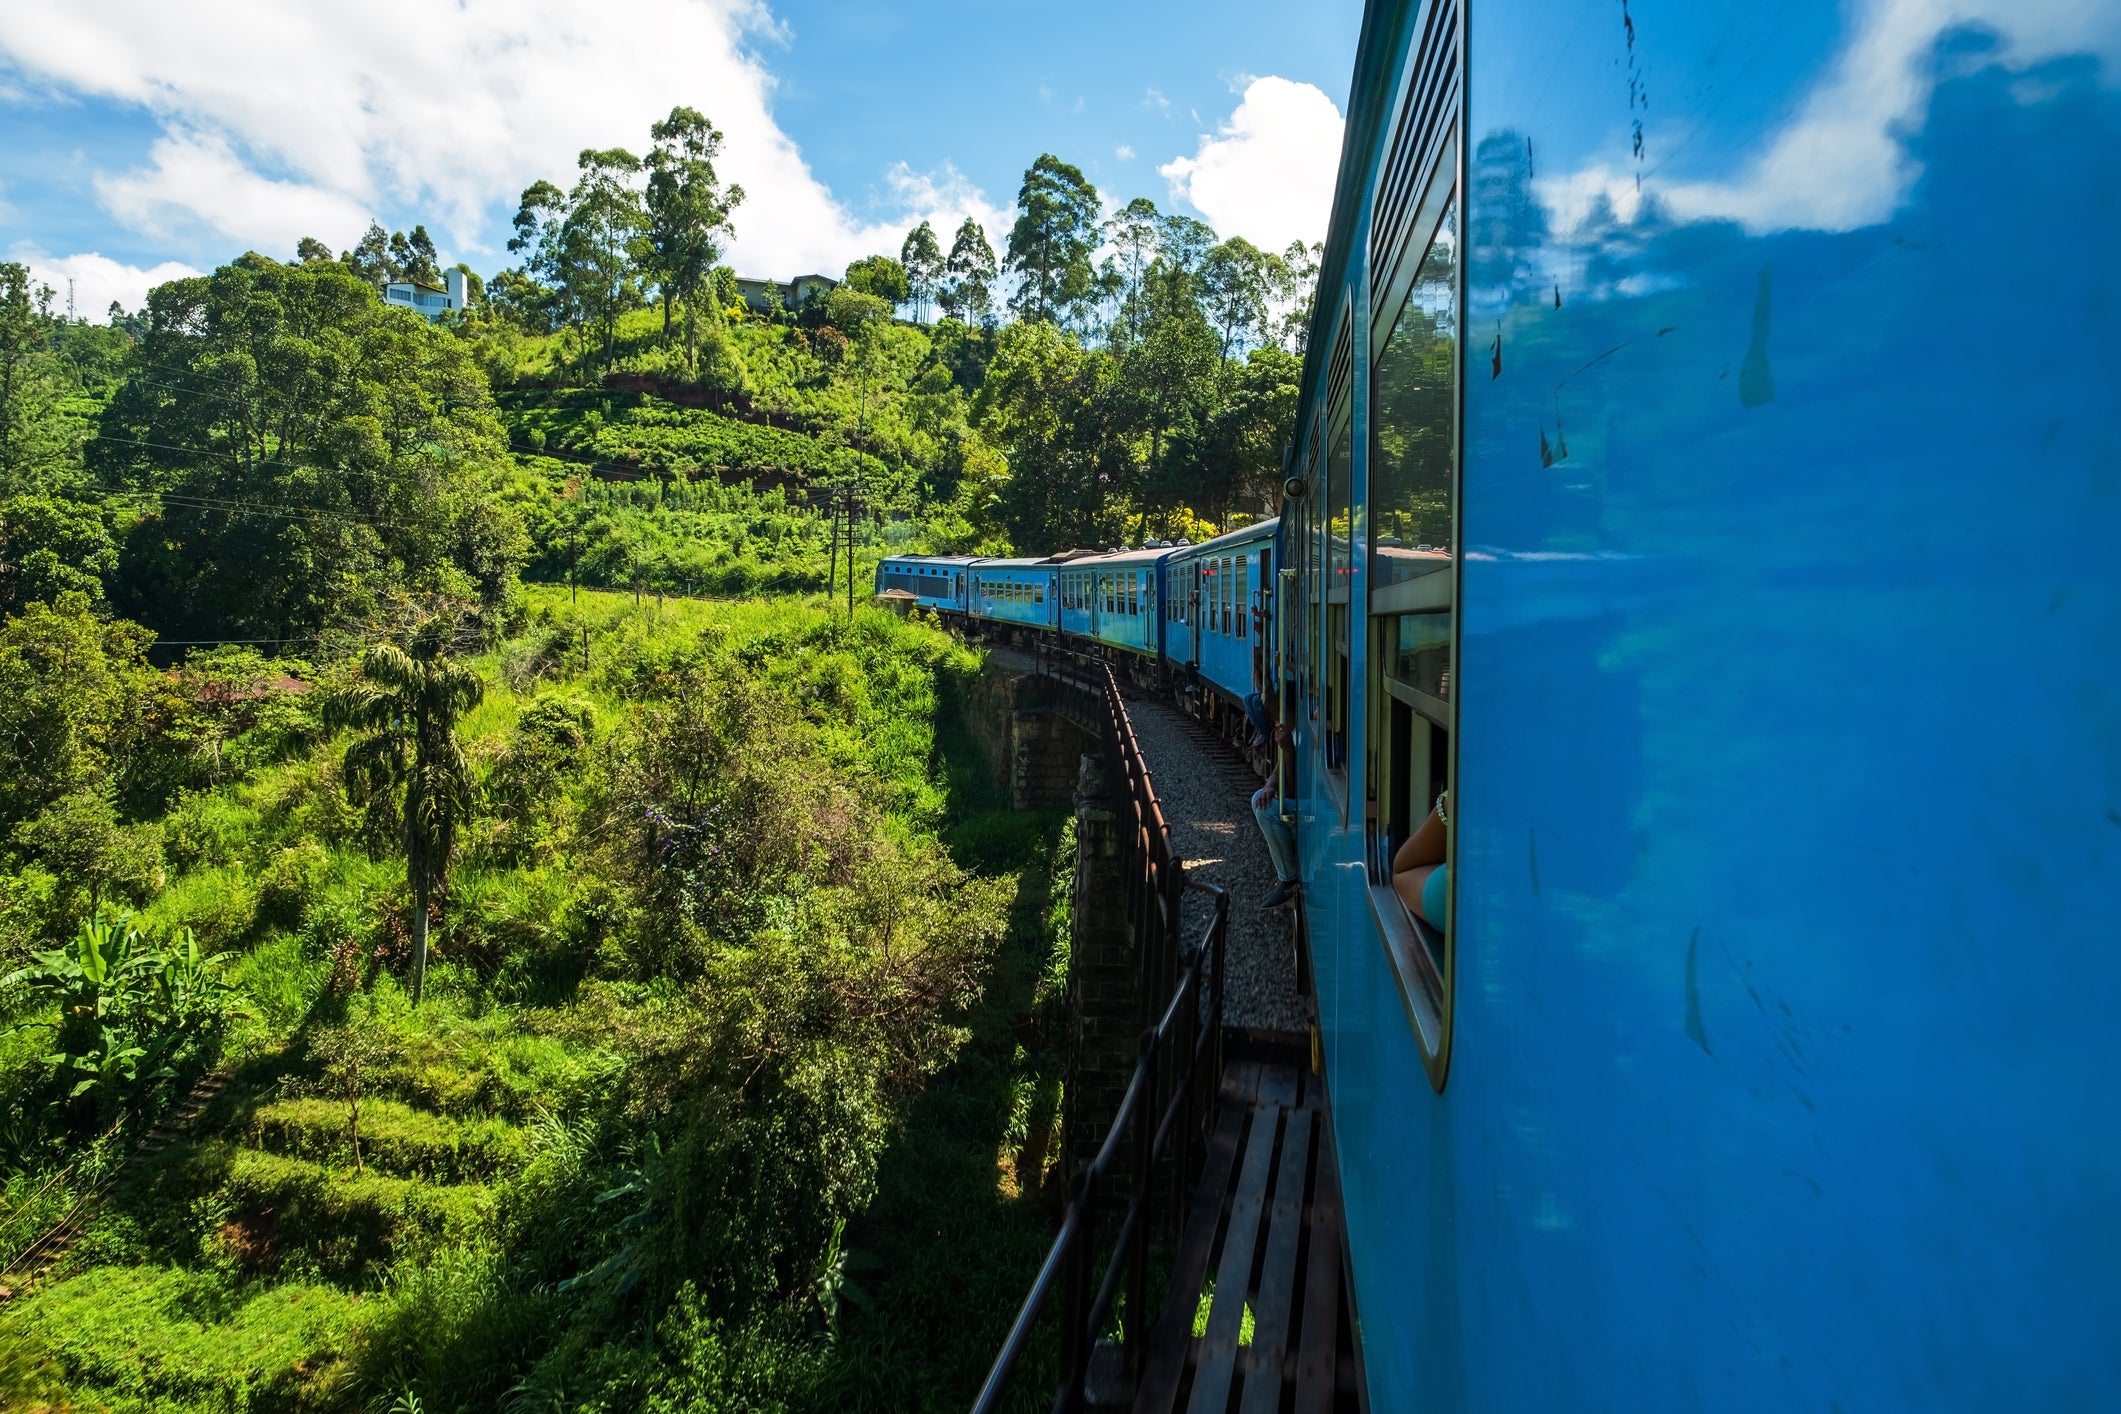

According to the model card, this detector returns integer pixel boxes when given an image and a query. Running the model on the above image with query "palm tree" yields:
[340,617,481,1003]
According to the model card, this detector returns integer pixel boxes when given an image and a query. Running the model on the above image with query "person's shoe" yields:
[1261,880,1298,910]
[1246,731,1268,750]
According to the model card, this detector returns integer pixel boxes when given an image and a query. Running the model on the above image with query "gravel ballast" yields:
[1123,697,1308,1035]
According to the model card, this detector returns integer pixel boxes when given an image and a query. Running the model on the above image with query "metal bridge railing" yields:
[971,662,1230,1414]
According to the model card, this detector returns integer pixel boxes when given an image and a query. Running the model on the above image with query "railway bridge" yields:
[972,658,1368,1414]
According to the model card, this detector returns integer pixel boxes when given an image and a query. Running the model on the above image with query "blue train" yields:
[878,515,1284,724]
[898,0,2121,1403]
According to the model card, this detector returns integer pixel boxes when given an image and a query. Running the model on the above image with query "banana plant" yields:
[811,1216,880,1339]
[3,917,240,1108]
[558,1133,664,1298]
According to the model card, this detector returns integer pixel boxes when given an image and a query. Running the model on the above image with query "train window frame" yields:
[1323,400,1353,807]
[1362,47,1462,1088]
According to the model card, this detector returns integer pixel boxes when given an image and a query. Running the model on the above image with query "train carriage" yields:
[967,558,1058,631]
[1264,0,2121,1407]
[873,554,975,614]
[1055,548,1175,659]
[1165,519,1279,708]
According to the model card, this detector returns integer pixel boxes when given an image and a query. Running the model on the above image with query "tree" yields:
[644,106,744,369]
[1168,344,1301,525]
[1199,237,1280,359]
[312,1018,394,1172]
[843,255,910,310]
[899,221,945,324]
[1275,240,1323,351]
[0,592,177,832]
[13,787,162,918]
[1156,214,1216,273]
[0,262,80,493]
[566,148,648,374]
[1004,155,1100,325]
[346,222,398,289]
[93,256,527,642]
[0,494,118,614]
[389,225,441,287]
[1104,198,1161,345]
[338,616,483,1003]
[1120,259,1219,529]
[295,237,334,265]
[507,150,648,379]
[942,218,998,326]
[977,322,1132,550]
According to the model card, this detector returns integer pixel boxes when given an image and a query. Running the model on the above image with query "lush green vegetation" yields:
[0,591,1072,1411]
[0,96,1309,1411]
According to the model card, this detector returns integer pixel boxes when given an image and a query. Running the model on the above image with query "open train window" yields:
[1365,172,1459,1086]
[1323,406,1352,792]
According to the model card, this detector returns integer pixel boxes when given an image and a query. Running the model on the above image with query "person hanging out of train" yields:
[1390,791,1449,929]
[1244,634,1276,749]
[1255,724,1299,909]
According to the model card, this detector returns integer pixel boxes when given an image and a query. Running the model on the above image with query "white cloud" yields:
[1159,76,1342,251]
[0,0,1002,279]
[96,130,372,253]
[10,244,202,317]
[1543,0,2121,234]
[836,161,1012,274]
[1115,144,1136,161]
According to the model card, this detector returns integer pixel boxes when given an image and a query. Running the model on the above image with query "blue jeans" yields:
[1252,795,1298,883]
[1244,691,1272,741]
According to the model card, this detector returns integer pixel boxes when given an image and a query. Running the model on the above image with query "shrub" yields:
[255,840,330,931]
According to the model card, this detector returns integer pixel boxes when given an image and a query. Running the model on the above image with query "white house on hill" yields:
[384,268,469,320]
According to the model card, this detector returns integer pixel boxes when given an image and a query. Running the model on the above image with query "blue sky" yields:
[0,0,1362,317]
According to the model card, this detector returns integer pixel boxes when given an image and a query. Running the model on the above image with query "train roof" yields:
[967,556,1058,571]
[1174,517,1280,557]
[1059,544,1192,570]
[878,553,984,567]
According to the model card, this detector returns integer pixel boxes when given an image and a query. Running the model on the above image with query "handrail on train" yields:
[970,660,1230,1414]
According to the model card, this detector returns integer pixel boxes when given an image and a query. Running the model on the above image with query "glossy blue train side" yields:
[969,558,1058,630]
[1275,0,2121,1408]
[1056,548,1172,658]
[1166,520,1278,704]
[875,553,975,613]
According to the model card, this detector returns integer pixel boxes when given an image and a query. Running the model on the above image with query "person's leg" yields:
[1393,862,1439,923]
[1257,803,1297,881]
[1244,691,1271,745]
[1421,861,1449,929]
[1254,798,1300,907]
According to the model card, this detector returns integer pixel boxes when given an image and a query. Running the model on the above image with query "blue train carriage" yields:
[873,553,975,615]
[1165,518,1279,709]
[1282,0,2121,1409]
[967,557,1058,631]
[1054,546,1175,662]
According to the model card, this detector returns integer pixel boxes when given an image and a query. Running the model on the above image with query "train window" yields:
[1364,173,1458,1083]
[1325,409,1352,784]
[1237,555,1250,641]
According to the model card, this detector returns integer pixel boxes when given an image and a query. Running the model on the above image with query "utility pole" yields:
[825,487,840,606]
